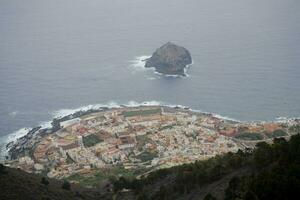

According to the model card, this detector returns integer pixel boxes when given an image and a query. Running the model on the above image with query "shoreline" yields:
[1,101,299,161]
[2,103,299,181]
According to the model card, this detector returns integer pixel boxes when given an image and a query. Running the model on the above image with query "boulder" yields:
[145,42,192,76]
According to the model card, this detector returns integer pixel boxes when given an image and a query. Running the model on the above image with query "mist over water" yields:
[0,0,300,142]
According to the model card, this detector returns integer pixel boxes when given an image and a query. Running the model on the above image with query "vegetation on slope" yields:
[123,108,161,117]
[1,133,300,200]
[82,134,103,147]
[234,132,263,140]
[0,164,110,200]
[112,134,300,200]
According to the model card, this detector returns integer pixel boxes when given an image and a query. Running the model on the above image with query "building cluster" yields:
[7,106,299,179]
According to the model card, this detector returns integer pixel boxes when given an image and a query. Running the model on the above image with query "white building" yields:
[60,118,81,128]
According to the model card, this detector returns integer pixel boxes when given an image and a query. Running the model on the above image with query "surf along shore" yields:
[2,104,299,187]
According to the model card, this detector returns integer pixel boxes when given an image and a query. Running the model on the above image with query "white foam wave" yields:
[39,121,53,129]
[52,101,122,119]
[8,111,19,118]
[126,100,162,107]
[212,114,240,122]
[53,100,163,119]
[129,55,152,73]
[2,100,298,161]
[153,71,182,78]
[129,56,193,78]
[184,60,194,77]
[53,101,297,124]
[0,100,162,159]
[5,128,30,142]
[0,127,31,160]
[52,101,241,124]
[152,60,194,78]
[146,76,159,80]
[275,116,300,123]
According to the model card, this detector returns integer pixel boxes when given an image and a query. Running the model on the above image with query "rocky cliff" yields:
[145,42,192,76]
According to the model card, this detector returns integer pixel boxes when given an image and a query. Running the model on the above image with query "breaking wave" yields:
[128,55,193,78]
[128,55,152,73]
[0,127,31,160]
[52,100,164,119]
[1,100,298,160]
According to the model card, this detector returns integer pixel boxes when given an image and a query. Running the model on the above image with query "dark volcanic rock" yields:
[145,42,192,76]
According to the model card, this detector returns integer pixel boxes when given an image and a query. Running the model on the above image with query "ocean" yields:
[0,0,300,155]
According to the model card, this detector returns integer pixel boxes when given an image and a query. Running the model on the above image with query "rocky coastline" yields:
[0,103,299,188]
[5,107,110,161]
[4,104,299,164]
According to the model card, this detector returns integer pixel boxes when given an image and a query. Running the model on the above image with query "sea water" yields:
[0,0,300,154]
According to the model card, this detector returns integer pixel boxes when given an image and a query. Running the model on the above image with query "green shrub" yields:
[204,193,217,200]
[123,109,161,117]
[62,181,71,190]
[267,129,287,138]
[136,151,157,162]
[235,132,263,140]
[0,164,6,174]
[83,134,102,147]
[289,125,300,134]
[41,177,49,186]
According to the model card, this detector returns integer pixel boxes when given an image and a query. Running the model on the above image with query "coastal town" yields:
[3,106,300,185]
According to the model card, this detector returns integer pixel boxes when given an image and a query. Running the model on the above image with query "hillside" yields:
[112,133,300,200]
[1,133,300,200]
[0,165,111,200]
[6,105,299,187]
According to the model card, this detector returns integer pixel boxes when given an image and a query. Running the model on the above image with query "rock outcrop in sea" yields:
[145,42,192,76]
